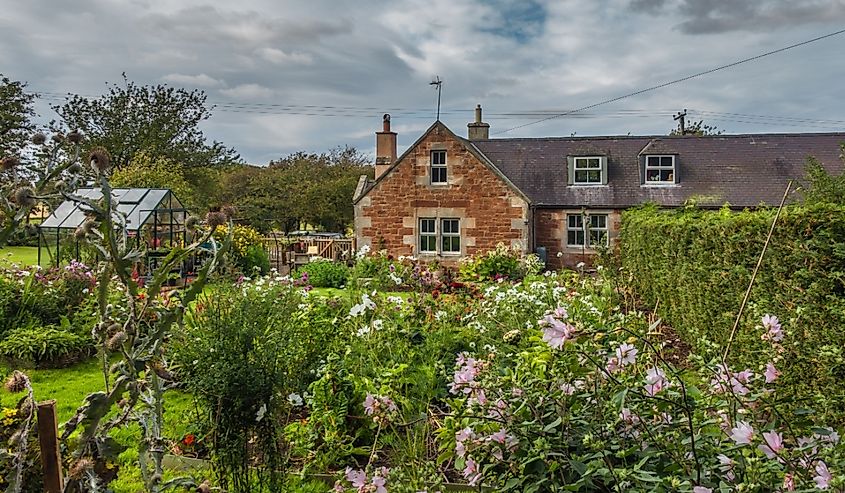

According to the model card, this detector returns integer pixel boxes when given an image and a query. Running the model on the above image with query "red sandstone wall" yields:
[354,124,529,264]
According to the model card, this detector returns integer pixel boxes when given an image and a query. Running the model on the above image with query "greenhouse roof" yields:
[40,188,183,231]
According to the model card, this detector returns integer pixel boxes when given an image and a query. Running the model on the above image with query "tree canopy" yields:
[221,146,373,233]
[0,74,36,160]
[53,74,239,169]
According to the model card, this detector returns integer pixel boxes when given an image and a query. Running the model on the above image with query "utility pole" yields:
[430,76,443,121]
[674,109,688,135]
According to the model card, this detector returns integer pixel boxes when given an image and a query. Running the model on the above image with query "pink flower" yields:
[345,468,367,488]
[616,343,638,366]
[764,362,780,383]
[693,487,712,493]
[783,473,795,491]
[363,394,377,415]
[762,314,784,342]
[814,461,832,490]
[644,367,669,396]
[758,430,784,458]
[730,421,755,445]
[463,457,482,486]
[553,306,568,319]
[540,316,575,349]
[620,408,639,425]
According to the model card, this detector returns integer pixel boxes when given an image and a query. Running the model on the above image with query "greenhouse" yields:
[37,188,191,273]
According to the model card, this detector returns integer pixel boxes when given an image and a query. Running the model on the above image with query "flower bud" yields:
[67,130,83,144]
[107,331,127,351]
[185,215,200,231]
[31,133,47,145]
[205,211,227,229]
[13,187,36,208]
[88,148,111,173]
[1,156,20,171]
[52,133,64,143]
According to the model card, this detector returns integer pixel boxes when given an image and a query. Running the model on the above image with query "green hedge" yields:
[618,203,845,421]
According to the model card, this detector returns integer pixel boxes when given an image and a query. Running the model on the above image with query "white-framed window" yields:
[419,218,437,253]
[572,156,603,185]
[431,150,447,184]
[566,213,608,248]
[441,218,461,254]
[644,155,676,184]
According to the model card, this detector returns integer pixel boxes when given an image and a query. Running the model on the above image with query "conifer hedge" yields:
[618,203,845,420]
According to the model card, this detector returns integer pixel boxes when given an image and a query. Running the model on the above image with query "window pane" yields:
[431,151,446,165]
[587,170,601,183]
[660,169,673,182]
[568,215,582,228]
[420,218,435,233]
[661,156,673,167]
[587,158,600,168]
[442,236,460,252]
[432,167,447,183]
[420,235,436,252]
[590,215,606,228]
[590,230,607,246]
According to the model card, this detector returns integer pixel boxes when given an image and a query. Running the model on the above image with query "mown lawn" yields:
[0,245,41,267]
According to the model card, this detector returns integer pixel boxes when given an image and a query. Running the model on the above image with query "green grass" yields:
[0,246,41,267]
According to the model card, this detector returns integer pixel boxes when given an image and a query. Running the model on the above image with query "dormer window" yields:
[644,155,676,184]
[431,150,447,184]
[567,156,608,186]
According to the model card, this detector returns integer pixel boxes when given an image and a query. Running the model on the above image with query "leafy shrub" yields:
[617,203,845,423]
[458,243,543,281]
[214,224,268,275]
[237,243,270,275]
[296,258,349,288]
[0,327,92,367]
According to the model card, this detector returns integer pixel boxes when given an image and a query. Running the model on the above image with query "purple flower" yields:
[762,314,784,342]
[345,468,367,488]
[730,421,755,445]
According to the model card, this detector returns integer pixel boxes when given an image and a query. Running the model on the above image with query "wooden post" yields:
[37,400,63,493]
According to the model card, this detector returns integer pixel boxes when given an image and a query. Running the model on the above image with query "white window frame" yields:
[419,218,437,253]
[441,218,461,255]
[431,150,447,185]
[644,155,676,184]
[572,156,603,185]
[566,213,608,248]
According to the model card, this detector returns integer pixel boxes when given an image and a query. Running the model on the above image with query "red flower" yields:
[431,290,440,299]
[183,434,196,446]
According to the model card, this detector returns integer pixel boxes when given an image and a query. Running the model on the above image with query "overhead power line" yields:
[493,27,845,135]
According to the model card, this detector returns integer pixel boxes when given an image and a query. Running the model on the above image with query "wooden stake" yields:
[37,400,63,493]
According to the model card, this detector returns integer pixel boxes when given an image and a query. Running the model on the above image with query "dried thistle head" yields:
[68,458,94,480]
[205,211,227,229]
[31,132,47,145]
[221,205,237,219]
[88,148,111,173]
[1,156,20,171]
[107,331,127,351]
[5,370,29,393]
[51,133,64,143]
[67,130,83,144]
[185,215,200,231]
[13,187,36,208]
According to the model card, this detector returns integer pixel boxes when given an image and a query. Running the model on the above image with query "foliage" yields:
[213,223,268,275]
[0,74,36,162]
[458,243,543,281]
[670,118,723,136]
[220,146,373,232]
[296,258,349,288]
[110,152,206,212]
[52,74,239,169]
[173,280,340,492]
[0,327,92,367]
[802,150,845,205]
[617,203,845,424]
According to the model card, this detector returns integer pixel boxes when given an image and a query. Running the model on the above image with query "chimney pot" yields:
[375,114,397,179]
[467,104,490,141]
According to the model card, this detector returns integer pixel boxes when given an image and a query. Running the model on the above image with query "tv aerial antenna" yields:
[430,76,443,121]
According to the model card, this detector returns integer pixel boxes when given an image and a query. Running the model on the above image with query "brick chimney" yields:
[467,104,490,140]
[375,114,397,179]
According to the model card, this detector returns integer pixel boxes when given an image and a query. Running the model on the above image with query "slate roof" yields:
[472,133,845,208]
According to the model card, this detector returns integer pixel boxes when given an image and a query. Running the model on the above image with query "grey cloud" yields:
[628,0,668,14]
[676,0,845,34]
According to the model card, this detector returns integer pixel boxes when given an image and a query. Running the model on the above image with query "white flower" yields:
[287,393,304,407]
[255,403,267,422]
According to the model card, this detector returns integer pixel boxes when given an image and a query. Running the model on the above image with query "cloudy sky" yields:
[2,0,845,164]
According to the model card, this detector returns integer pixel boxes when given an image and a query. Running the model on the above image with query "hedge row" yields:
[618,203,845,421]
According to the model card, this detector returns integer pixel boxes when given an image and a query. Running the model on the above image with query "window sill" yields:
[641,183,678,188]
[429,182,449,187]
[568,184,608,188]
